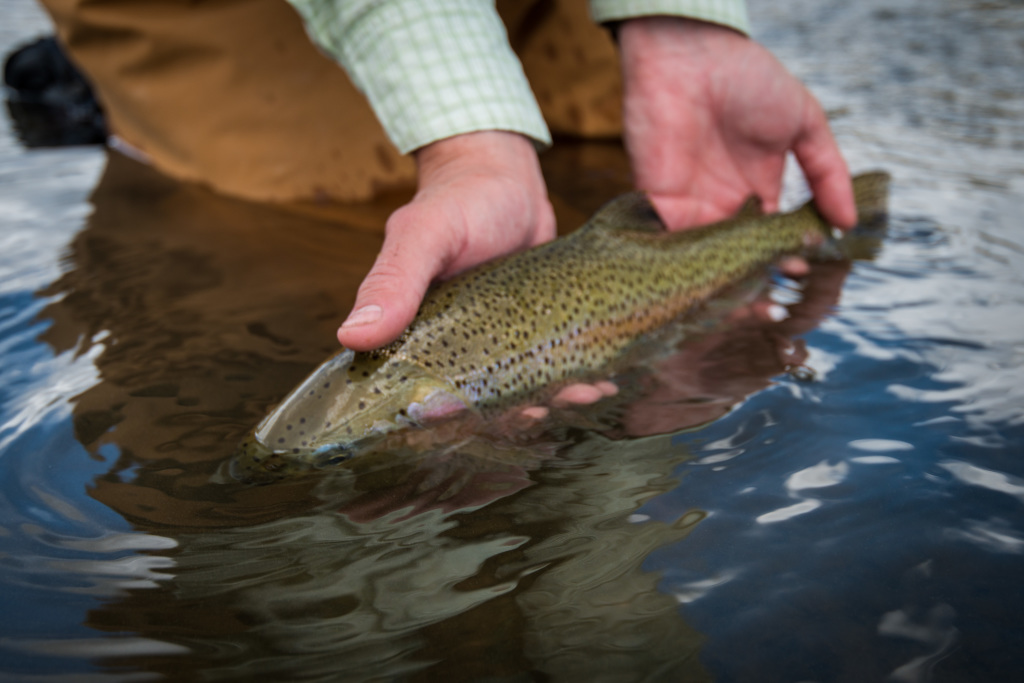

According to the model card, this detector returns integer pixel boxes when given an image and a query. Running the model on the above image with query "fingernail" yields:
[767,304,790,322]
[341,305,382,328]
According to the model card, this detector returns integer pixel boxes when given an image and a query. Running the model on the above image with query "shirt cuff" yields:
[589,0,750,35]
[288,0,552,154]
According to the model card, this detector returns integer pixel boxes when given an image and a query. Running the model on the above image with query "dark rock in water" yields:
[3,36,106,147]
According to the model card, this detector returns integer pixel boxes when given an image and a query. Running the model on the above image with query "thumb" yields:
[337,206,453,351]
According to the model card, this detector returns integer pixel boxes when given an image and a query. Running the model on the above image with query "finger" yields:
[793,98,857,228]
[520,406,550,420]
[551,380,619,407]
[337,206,453,351]
[552,383,606,407]
[778,256,810,277]
[722,298,788,325]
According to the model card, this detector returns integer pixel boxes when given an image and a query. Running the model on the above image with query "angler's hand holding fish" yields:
[618,17,857,231]
[337,131,555,352]
[337,17,856,357]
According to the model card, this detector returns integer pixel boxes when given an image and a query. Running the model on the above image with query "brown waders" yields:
[39,0,623,205]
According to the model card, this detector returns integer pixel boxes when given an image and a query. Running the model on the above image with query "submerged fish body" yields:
[234,173,890,480]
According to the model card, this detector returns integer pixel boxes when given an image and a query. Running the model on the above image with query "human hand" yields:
[337,131,556,351]
[617,16,857,231]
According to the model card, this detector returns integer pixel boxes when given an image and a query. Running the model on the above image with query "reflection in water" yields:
[88,437,711,681]
[33,151,405,528]
[2,0,1024,680]
[23,146,850,680]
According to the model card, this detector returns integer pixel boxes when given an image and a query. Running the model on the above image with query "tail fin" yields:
[831,171,892,260]
[852,171,891,226]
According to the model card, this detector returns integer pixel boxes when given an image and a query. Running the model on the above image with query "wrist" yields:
[619,15,749,64]
[591,0,750,36]
[413,130,544,192]
[619,14,747,42]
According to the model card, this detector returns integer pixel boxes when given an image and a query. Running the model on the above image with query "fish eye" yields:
[312,443,351,467]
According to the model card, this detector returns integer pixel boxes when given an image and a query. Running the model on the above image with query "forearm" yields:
[287,0,550,153]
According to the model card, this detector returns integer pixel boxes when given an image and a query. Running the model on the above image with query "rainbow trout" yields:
[234,172,889,480]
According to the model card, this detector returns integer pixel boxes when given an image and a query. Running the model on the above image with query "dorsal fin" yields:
[733,195,764,220]
[584,192,666,234]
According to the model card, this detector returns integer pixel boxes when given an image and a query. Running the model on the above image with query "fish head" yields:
[232,348,470,482]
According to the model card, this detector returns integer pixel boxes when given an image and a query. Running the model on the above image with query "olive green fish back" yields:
[387,177,882,410]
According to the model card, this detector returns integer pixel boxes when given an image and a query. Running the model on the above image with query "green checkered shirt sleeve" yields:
[590,0,750,33]
[287,0,751,155]
[288,0,552,154]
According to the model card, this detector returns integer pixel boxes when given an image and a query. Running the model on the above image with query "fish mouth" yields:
[230,436,354,483]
